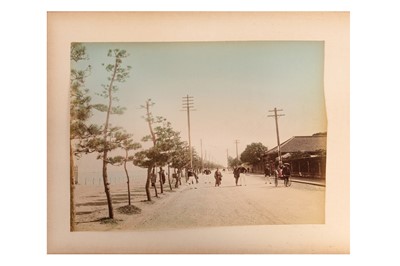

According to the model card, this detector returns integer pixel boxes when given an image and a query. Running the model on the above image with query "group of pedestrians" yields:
[184,163,291,188]
[185,167,244,187]
[265,163,292,187]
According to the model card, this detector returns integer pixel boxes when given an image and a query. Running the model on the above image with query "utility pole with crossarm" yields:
[234,139,240,166]
[182,95,195,169]
[268,108,285,165]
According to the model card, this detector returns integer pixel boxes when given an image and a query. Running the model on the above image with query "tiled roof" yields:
[265,135,327,154]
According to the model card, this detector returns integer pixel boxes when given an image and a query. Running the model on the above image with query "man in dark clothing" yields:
[187,168,197,188]
[159,167,166,184]
[214,168,222,187]
[233,166,240,186]
[282,164,291,187]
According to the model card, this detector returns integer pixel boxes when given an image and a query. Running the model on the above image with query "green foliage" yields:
[71,123,102,143]
[92,104,108,112]
[134,119,183,168]
[191,150,204,169]
[228,156,242,168]
[70,43,95,142]
[240,142,268,165]
[107,156,125,166]
[134,100,187,170]
[71,43,88,62]
[141,135,153,142]
[76,127,140,162]
[122,138,142,151]
[170,143,190,170]
[111,106,126,115]
[96,49,131,117]
[133,147,160,168]
[71,46,134,219]
[107,133,141,166]
[89,48,133,163]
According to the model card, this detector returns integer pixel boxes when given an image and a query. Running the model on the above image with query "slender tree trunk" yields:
[153,167,158,197]
[70,141,75,231]
[145,167,151,201]
[101,57,119,219]
[124,159,131,205]
[144,100,158,200]
[102,155,113,219]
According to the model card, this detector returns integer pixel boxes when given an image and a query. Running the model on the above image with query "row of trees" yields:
[70,44,221,229]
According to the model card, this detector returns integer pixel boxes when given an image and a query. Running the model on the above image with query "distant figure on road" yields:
[264,165,271,184]
[187,168,197,188]
[172,172,179,188]
[177,169,183,186]
[159,167,166,184]
[203,169,211,175]
[282,163,291,187]
[239,166,247,186]
[214,168,222,187]
[238,166,247,174]
[273,164,282,187]
[233,166,240,186]
[151,171,157,187]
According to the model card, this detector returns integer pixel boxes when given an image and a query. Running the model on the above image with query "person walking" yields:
[187,168,197,189]
[264,164,271,184]
[159,167,166,184]
[150,169,158,197]
[172,171,179,188]
[273,163,282,187]
[239,166,247,186]
[233,166,240,186]
[151,170,157,187]
[214,168,222,187]
[282,163,291,187]
[194,170,199,184]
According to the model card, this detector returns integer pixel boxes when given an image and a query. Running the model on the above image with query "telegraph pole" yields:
[200,139,203,171]
[182,95,195,168]
[268,107,285,164]
[234,139,240,166]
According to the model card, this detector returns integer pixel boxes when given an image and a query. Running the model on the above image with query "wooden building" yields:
[263,134,327,179]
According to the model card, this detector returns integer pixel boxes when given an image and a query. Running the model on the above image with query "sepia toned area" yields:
[48,12,349,254]
[75,176,325,231]
[71,41,326,231]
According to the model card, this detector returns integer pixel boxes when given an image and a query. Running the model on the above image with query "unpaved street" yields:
[102,172,326,231]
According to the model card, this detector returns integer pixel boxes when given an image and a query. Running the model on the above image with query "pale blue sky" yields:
[73,41,326,171]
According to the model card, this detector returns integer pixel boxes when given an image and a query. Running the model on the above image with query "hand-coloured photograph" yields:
[70,41,327,232]
[48,12,349,254]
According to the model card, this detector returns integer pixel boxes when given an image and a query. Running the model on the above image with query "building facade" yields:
[263,133,327,179]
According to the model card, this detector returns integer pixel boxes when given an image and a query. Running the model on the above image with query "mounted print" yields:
[48,12,349,254]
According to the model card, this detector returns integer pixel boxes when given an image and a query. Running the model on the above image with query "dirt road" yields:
[74,172,325,231]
